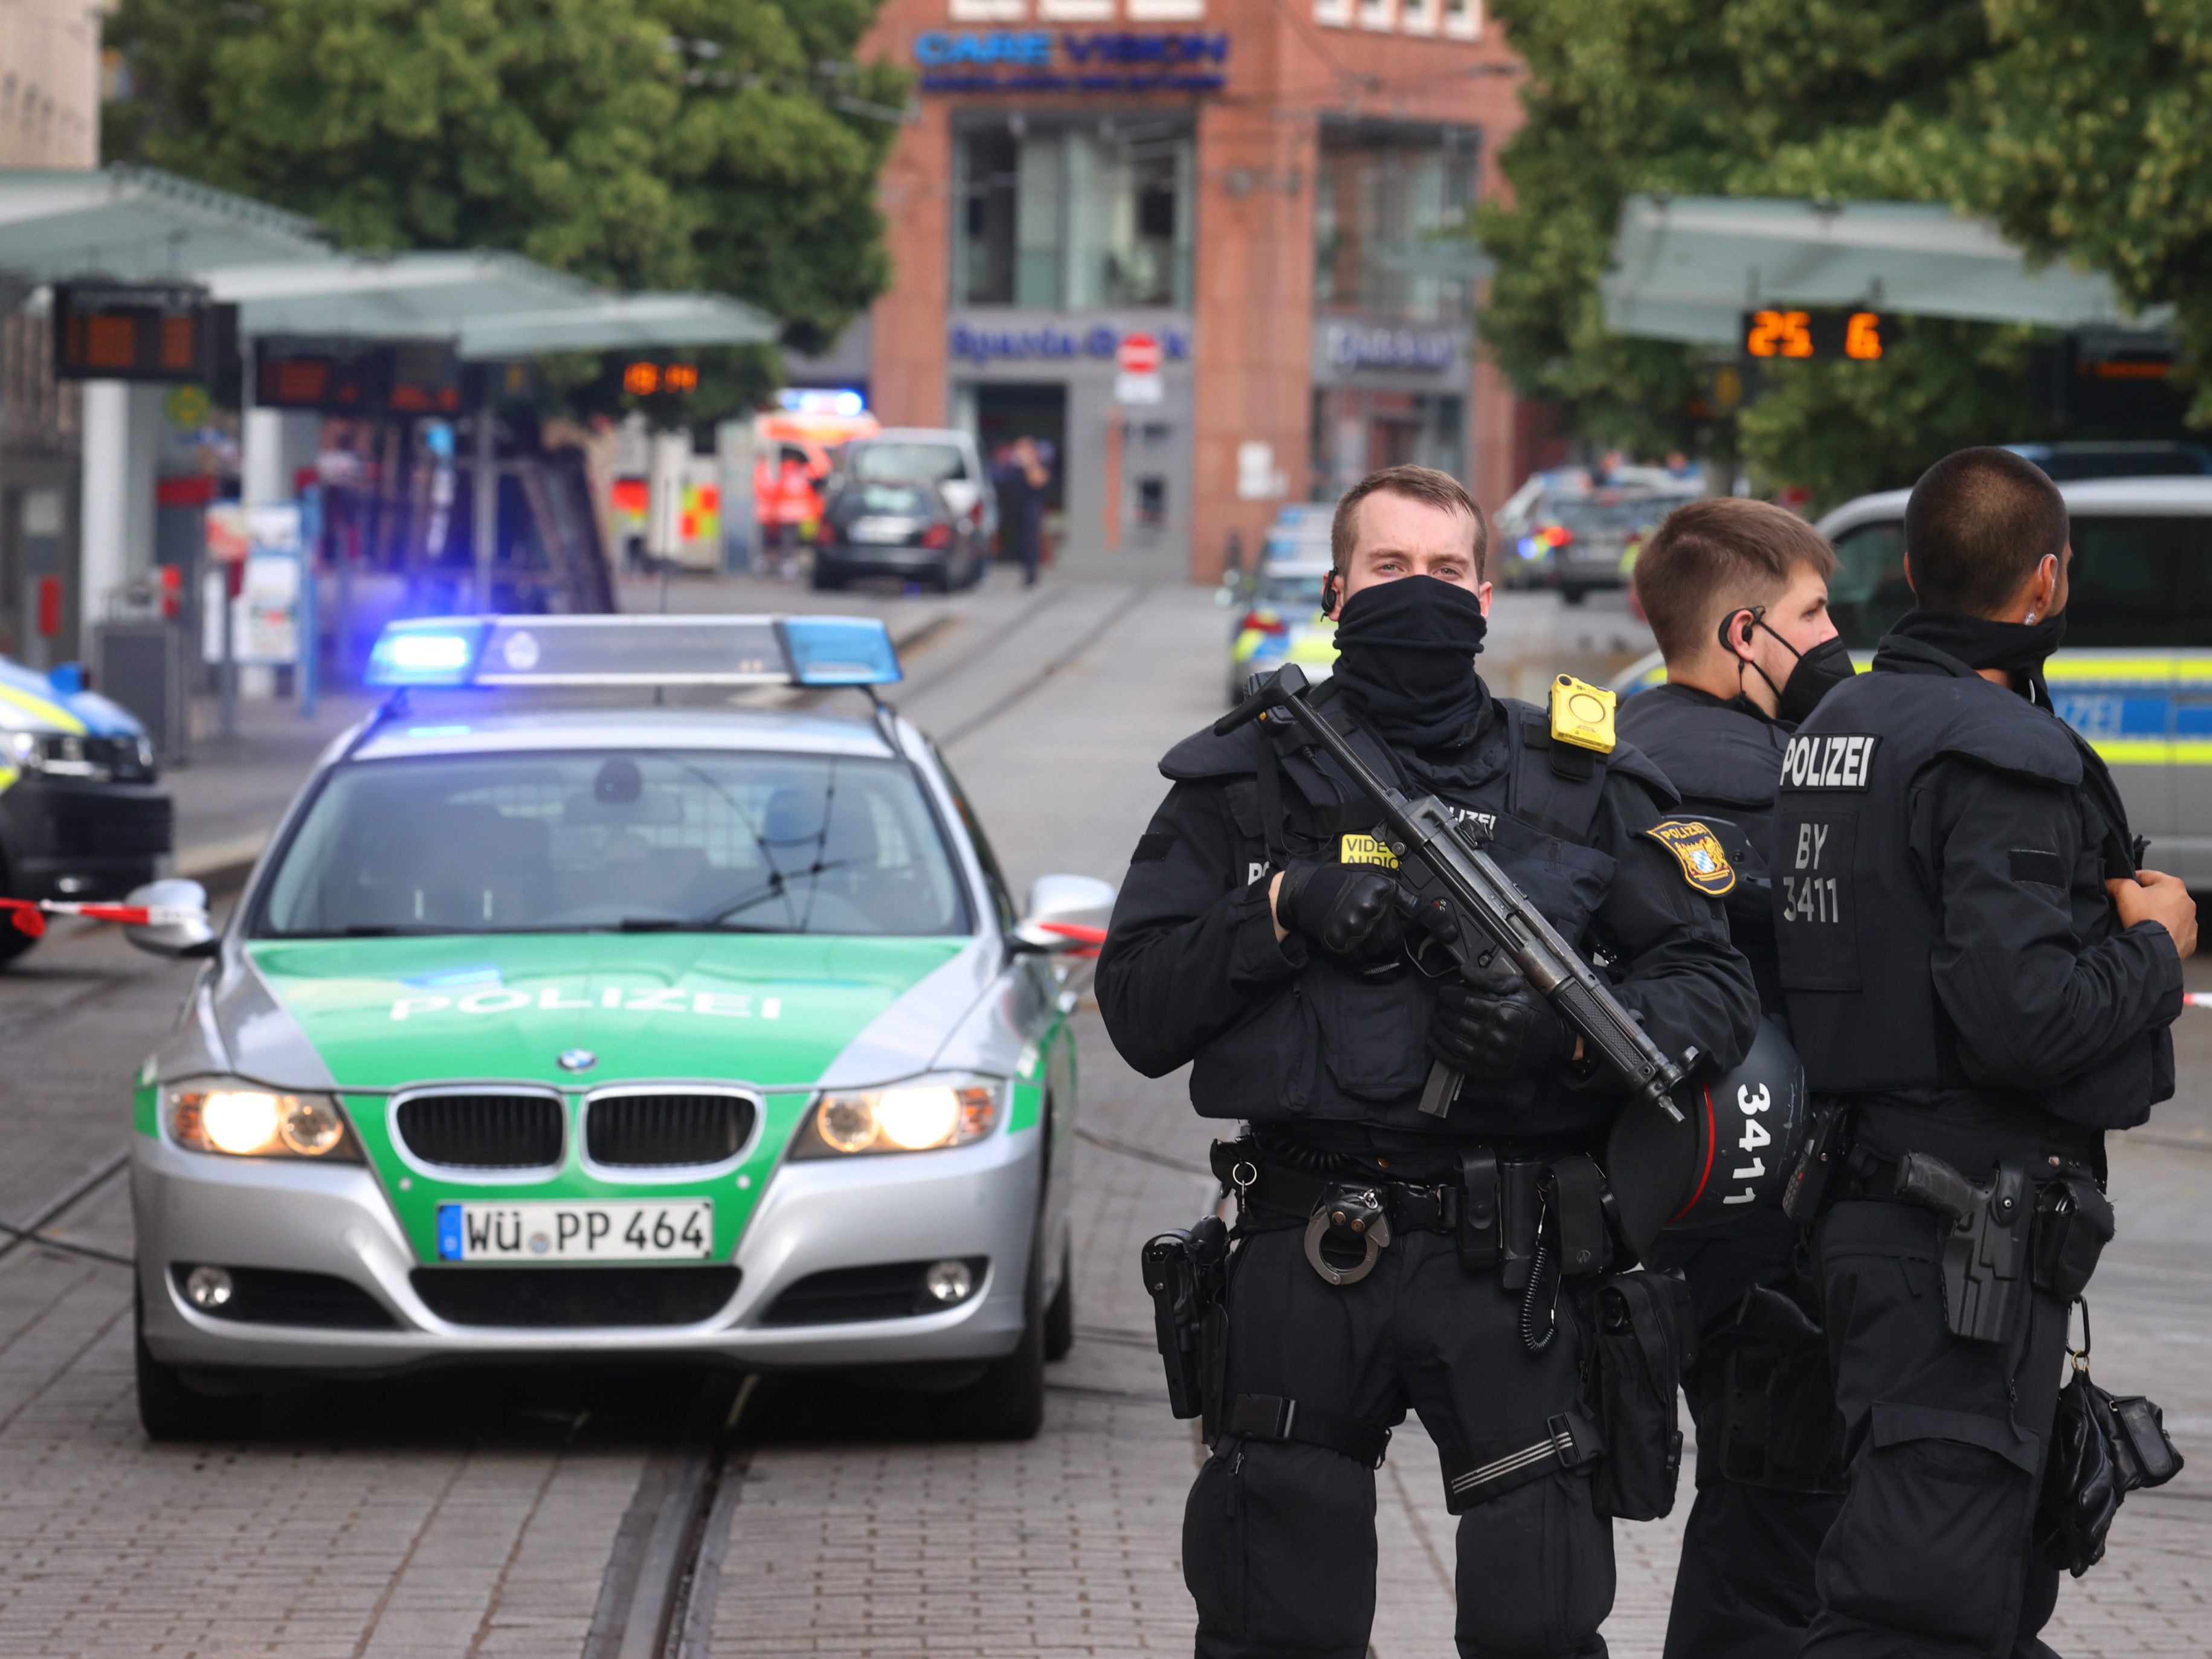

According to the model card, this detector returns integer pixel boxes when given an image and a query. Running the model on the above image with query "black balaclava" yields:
[1885,608,2069,707]
[1331,574,1489,748]
[1719,607,1857,724]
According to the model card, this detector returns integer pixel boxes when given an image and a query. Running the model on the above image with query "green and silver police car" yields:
[121,614,1109,1441]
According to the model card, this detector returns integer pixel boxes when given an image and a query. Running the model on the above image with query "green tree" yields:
[1475,0,2048,507]
[1966,0,2212,417]
[104,0,906,421]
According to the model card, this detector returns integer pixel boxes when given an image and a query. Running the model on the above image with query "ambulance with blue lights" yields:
[1613,476,2212,883]
[120,614,1109,1441]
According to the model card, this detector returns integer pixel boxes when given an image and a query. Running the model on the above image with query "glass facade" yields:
[957,119,1195,310]
[1314,124,1482,324]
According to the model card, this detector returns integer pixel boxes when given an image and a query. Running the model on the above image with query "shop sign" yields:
[914,30,1229,92]
[950,320,1191,367]
[1321,323,1457,375]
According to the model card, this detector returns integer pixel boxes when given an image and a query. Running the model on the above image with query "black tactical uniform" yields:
[1617,683,1846,1659]
[1775,619,2182,1658]
[1101,638,1758,1659]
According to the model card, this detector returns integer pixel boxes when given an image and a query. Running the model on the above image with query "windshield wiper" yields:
[685,860,856,929]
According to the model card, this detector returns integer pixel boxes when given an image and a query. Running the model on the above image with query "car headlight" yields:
[166,1083,361,1160]
[791,1077,1001,1158]
[2,731,41,772]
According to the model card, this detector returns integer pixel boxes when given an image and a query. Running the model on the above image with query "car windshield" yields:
[257,751,972,938]
[1258,573,1327,611]
[1828,511,2212,648]
[845,482,935,516]
[850,442,966,484]
[1544,497,1686,538]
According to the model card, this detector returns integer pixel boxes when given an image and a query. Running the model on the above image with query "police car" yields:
[1226,558,1339,704]
[0,656,168,964]
[120,614,1109,1441]
[1615,477,2212,885]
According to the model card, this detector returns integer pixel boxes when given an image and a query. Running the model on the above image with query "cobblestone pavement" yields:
[0,575,2205,1656]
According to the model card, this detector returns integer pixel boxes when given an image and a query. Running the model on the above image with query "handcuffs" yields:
[1303,1185,1393,1286]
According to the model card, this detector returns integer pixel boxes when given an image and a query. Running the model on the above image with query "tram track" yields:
[585,1373,759,1659]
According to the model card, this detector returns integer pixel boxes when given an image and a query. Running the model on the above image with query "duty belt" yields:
[1210,1143,1460,1235]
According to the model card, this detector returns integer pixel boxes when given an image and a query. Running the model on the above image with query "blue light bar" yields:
[362,614,901,690]
[779,616,903,686]
[366,619,489,686]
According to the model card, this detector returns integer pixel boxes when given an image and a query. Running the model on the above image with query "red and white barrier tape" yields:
[0,897,204,939]
[1039,921,1106,959]
[2185,993,2212,1010]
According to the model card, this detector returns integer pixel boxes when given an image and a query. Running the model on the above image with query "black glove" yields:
[1274,862,1411,962]
[1428,961,1572,1079]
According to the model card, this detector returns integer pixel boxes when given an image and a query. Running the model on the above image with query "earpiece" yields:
[1322,570,1343,613]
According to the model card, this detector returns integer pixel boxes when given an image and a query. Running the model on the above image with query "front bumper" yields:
[132,1123,1040,1377]
[0,775,171,900]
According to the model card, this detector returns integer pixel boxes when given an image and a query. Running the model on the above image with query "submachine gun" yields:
[1213,663,1693,1127]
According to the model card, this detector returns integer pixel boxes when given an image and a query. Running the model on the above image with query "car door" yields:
[2054,514,2187,872]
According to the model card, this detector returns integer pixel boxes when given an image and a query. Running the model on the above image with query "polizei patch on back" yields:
[1780,733,1880,791]
[1641,820,1737,896]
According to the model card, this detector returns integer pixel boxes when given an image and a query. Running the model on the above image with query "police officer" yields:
[1618,498,1854,1659]
[1099,464,1759,1659]
[1774,447,2195,1657]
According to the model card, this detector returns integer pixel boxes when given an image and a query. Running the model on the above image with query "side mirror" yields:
[123,878,218,959]
[1013,873,1117,953]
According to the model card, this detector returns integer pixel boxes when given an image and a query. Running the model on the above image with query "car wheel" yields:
[0,919,39,967]
[1043,1234,1074,1362]
[135,1291,257,1442]
[932,1237,1045,1442]
[1560,584,1588,607]
[810,564,845,591]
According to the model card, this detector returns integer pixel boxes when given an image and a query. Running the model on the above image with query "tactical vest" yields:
[1774,667,2081,1093]
[1618,685,1791,1009]
[1158,685,1675,1135]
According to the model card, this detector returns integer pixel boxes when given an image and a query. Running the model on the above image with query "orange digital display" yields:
[53,283,231,384]
[624,361,701,396]
[1742,308,1890,362]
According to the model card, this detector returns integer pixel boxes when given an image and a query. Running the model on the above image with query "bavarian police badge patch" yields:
[1642,820,1736,895]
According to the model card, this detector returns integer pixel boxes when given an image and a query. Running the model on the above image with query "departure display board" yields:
[254,337,463,416]
[1740,308,1889,361]
[52,283,234,384]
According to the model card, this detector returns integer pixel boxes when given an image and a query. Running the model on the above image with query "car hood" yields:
[234,932,984,1093]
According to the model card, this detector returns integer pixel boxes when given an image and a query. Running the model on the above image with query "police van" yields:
[1616,477,2212,886]
[118,614,1108,1440]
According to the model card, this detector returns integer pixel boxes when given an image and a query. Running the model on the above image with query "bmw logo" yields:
[558,1049,597,1072]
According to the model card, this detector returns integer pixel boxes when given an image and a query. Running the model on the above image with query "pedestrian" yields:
[773,449,814,580]
[994,437,1049,585]
[1099,464,1759,1659]
[1775,446,2195,1657]
[1619,498,1856,1658]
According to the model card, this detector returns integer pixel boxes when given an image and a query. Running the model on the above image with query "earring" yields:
[2026,610,2037,623]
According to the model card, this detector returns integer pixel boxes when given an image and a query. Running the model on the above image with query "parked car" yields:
[814,479,988,591]
[124,613,1105,1441]
[2003,441,2212,482]
[837,429,998,552]
[1226,558,1337,705]
[1503,490,1696,603]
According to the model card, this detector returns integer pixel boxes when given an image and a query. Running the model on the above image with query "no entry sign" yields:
[1117,332,1162,375]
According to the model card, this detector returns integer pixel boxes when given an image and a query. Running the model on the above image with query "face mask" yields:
[1721,608,1855,724]
[1332,575,1489,749]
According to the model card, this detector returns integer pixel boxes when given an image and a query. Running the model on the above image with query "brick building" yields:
[839,0,1535,582]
